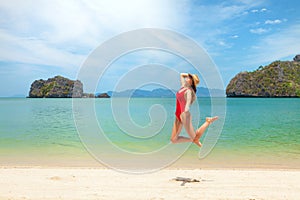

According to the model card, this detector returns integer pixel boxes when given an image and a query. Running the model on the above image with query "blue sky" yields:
[0,0,299,96]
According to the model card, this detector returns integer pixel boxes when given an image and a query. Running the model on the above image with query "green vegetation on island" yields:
[226,55,300,97]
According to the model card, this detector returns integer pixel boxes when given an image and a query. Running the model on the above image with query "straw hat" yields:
[191,74,200,86]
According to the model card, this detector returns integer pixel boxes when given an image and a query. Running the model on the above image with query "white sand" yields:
[0,167,299,200]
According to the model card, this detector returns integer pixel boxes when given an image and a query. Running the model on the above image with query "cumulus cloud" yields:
[265,19,282,24]
[260,8,267,12]
[250,8,267,13]
[250,28,269,34]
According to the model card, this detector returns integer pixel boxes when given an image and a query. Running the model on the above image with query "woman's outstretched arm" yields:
[180,73,188,87]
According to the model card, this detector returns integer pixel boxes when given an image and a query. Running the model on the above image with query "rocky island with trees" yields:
[226,55,300,97]
[28,75,109,98]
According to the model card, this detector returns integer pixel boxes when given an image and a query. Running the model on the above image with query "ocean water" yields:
[0,98,299,169]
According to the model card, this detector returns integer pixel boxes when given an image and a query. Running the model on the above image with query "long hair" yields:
[188,74,197,94]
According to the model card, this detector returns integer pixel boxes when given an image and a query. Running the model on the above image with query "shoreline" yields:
[1,165,300,172]
[2,150,300,171]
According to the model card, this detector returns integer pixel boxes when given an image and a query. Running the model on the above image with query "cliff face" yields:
[29,76,83,98]
[294,54,300,62]
[226,60,300,97]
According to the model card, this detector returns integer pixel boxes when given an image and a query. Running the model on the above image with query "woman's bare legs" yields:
[179,111,202,147]
[170,118,192,143]
[171,113,218,147]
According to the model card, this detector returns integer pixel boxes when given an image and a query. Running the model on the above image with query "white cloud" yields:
[0,0,182,69]
[183,1,264,54]
[265,19,282,24]
[260,8,267,12]
[217,40,232,49]
[248,24,300,65]
[185,0,265,31]
[219,41,226,46]
[250,8,267,13]
[250,28,269,34]
[0,0,265,67]
[0,29,85,68]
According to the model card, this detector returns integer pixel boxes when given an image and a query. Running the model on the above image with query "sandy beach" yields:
[0,167,299,200]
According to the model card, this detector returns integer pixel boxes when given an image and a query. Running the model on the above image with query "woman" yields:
[170,73,218,147]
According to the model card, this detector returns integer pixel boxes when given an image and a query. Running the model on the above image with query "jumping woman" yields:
[170,73,218,147]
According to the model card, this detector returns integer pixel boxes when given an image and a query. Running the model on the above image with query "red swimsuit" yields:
[175,87,188,122]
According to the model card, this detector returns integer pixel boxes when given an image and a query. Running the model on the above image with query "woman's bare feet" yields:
[193,130,202,147]
[206,116,219,124]
[193,137,202,147]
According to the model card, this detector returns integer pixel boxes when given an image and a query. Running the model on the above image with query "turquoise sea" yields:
[0,98,299,170]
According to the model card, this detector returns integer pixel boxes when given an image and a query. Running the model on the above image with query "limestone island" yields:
[226,55,300,97]
[28,75,110,98]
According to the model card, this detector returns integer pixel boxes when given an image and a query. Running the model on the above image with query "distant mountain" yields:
[226,57,300,97]
[10,94,26,98]
[107,88,174,98]
[107,87,225,98]
[196,87,225,97]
